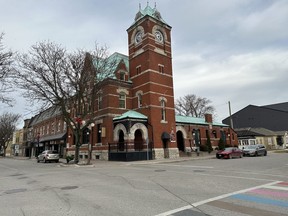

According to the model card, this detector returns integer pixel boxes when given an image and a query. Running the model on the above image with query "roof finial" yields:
[147,1,149,7]
[139,3,141,10]
[154,2,157,8]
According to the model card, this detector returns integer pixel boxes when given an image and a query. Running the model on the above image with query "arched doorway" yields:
[118,130,125,151]
[176,131,185,152]
[161,132,170,158]
[192,129,201,149]
[134,129,143,150]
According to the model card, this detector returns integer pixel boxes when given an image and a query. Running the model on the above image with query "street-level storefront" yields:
[38,132,67,157]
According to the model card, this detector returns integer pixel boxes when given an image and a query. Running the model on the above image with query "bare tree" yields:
[14,41,117,163]
[0,112,21,156]
[0,33,14,105]
[175,94,215,118]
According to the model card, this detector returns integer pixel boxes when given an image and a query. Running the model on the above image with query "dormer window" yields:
[120,72,125,81]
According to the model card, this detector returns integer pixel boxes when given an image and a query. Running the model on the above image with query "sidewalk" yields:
[3,151,215,167]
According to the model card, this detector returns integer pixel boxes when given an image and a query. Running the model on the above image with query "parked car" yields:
[37,150,59,163]
[242,144,267,157]
[216,147,243,159]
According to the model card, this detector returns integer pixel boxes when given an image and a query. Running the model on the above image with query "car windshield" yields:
[47,150,58,154]
[246,145,257,149]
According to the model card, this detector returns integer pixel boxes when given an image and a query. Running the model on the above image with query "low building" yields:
[236,127,287,150]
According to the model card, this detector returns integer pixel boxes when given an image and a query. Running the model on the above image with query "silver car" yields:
[242,144,267,157]
[37,150,59,163]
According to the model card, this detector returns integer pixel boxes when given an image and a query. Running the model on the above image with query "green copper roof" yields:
[107,52,129,72]
[134,5,168,25]
[113,110,148,121]
[93,52,129,81]
[176,115,228,127]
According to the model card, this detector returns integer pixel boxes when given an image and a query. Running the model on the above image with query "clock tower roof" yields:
[132,4,169,26]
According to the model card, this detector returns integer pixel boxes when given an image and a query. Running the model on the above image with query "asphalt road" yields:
[0,152,287,216]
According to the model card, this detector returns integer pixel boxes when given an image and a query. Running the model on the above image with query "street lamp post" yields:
[192,131,200,156]
[87,123,95,165]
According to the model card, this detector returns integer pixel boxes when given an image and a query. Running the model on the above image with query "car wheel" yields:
[264,151,267,156]
[55,160,59,163]
[37,159,40,163]
[255,152,258,157]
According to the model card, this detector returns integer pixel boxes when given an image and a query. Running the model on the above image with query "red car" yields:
[216,147,243,159]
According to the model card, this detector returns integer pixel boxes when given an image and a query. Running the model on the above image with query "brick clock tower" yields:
[127,4,179,159]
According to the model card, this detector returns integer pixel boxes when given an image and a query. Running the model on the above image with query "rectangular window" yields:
[158,64,164,74]
[136,66,141,75]
[119,93,126,108]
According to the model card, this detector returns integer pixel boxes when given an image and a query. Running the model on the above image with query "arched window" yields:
[161,99,166,121]
[137,93,142,108]
[98,94,102,110]
[212,130,217,138]
[119,92,126,108]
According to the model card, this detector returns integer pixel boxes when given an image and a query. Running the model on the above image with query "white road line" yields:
[154,180,282,216]
[264,185,288,191]
[153,164,214,169]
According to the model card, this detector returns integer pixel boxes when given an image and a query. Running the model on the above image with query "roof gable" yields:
[113,110,147,121]
[262,102,288,112]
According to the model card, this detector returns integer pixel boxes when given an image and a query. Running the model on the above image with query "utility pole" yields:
[228,101,234,129]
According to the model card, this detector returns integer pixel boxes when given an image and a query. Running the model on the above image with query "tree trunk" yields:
[74,146,79,164]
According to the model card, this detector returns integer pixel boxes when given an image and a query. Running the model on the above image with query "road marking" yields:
[154,181,281,216]
[231,194,288,208]
[154,205,194,216]
[264,185,288,191]
[207,200,288,216]
[250,188,288,197]
[153,164,214,169]
[278,182,288,186]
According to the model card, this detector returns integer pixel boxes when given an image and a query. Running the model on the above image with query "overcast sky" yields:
[0,0,288,127]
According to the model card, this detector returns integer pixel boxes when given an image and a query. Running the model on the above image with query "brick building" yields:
[24,5,237,161]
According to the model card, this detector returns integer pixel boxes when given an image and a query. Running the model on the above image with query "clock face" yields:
[135,31,143,44]
[155,30,164,43]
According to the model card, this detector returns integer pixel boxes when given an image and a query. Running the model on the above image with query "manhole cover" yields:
[18,176,28,179]
[154,169,166,172]
[9,173,23,177]
[193,170,205,173]
[5,188,27,194]
[60,186,78,190]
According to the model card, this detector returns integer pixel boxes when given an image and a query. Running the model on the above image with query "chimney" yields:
[204,114,212,123]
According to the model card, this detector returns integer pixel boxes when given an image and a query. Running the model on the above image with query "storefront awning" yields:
[39,132,67,142]
[161,132,170,140]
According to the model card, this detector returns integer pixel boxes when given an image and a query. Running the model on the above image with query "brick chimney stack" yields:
[204,114,213,123]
